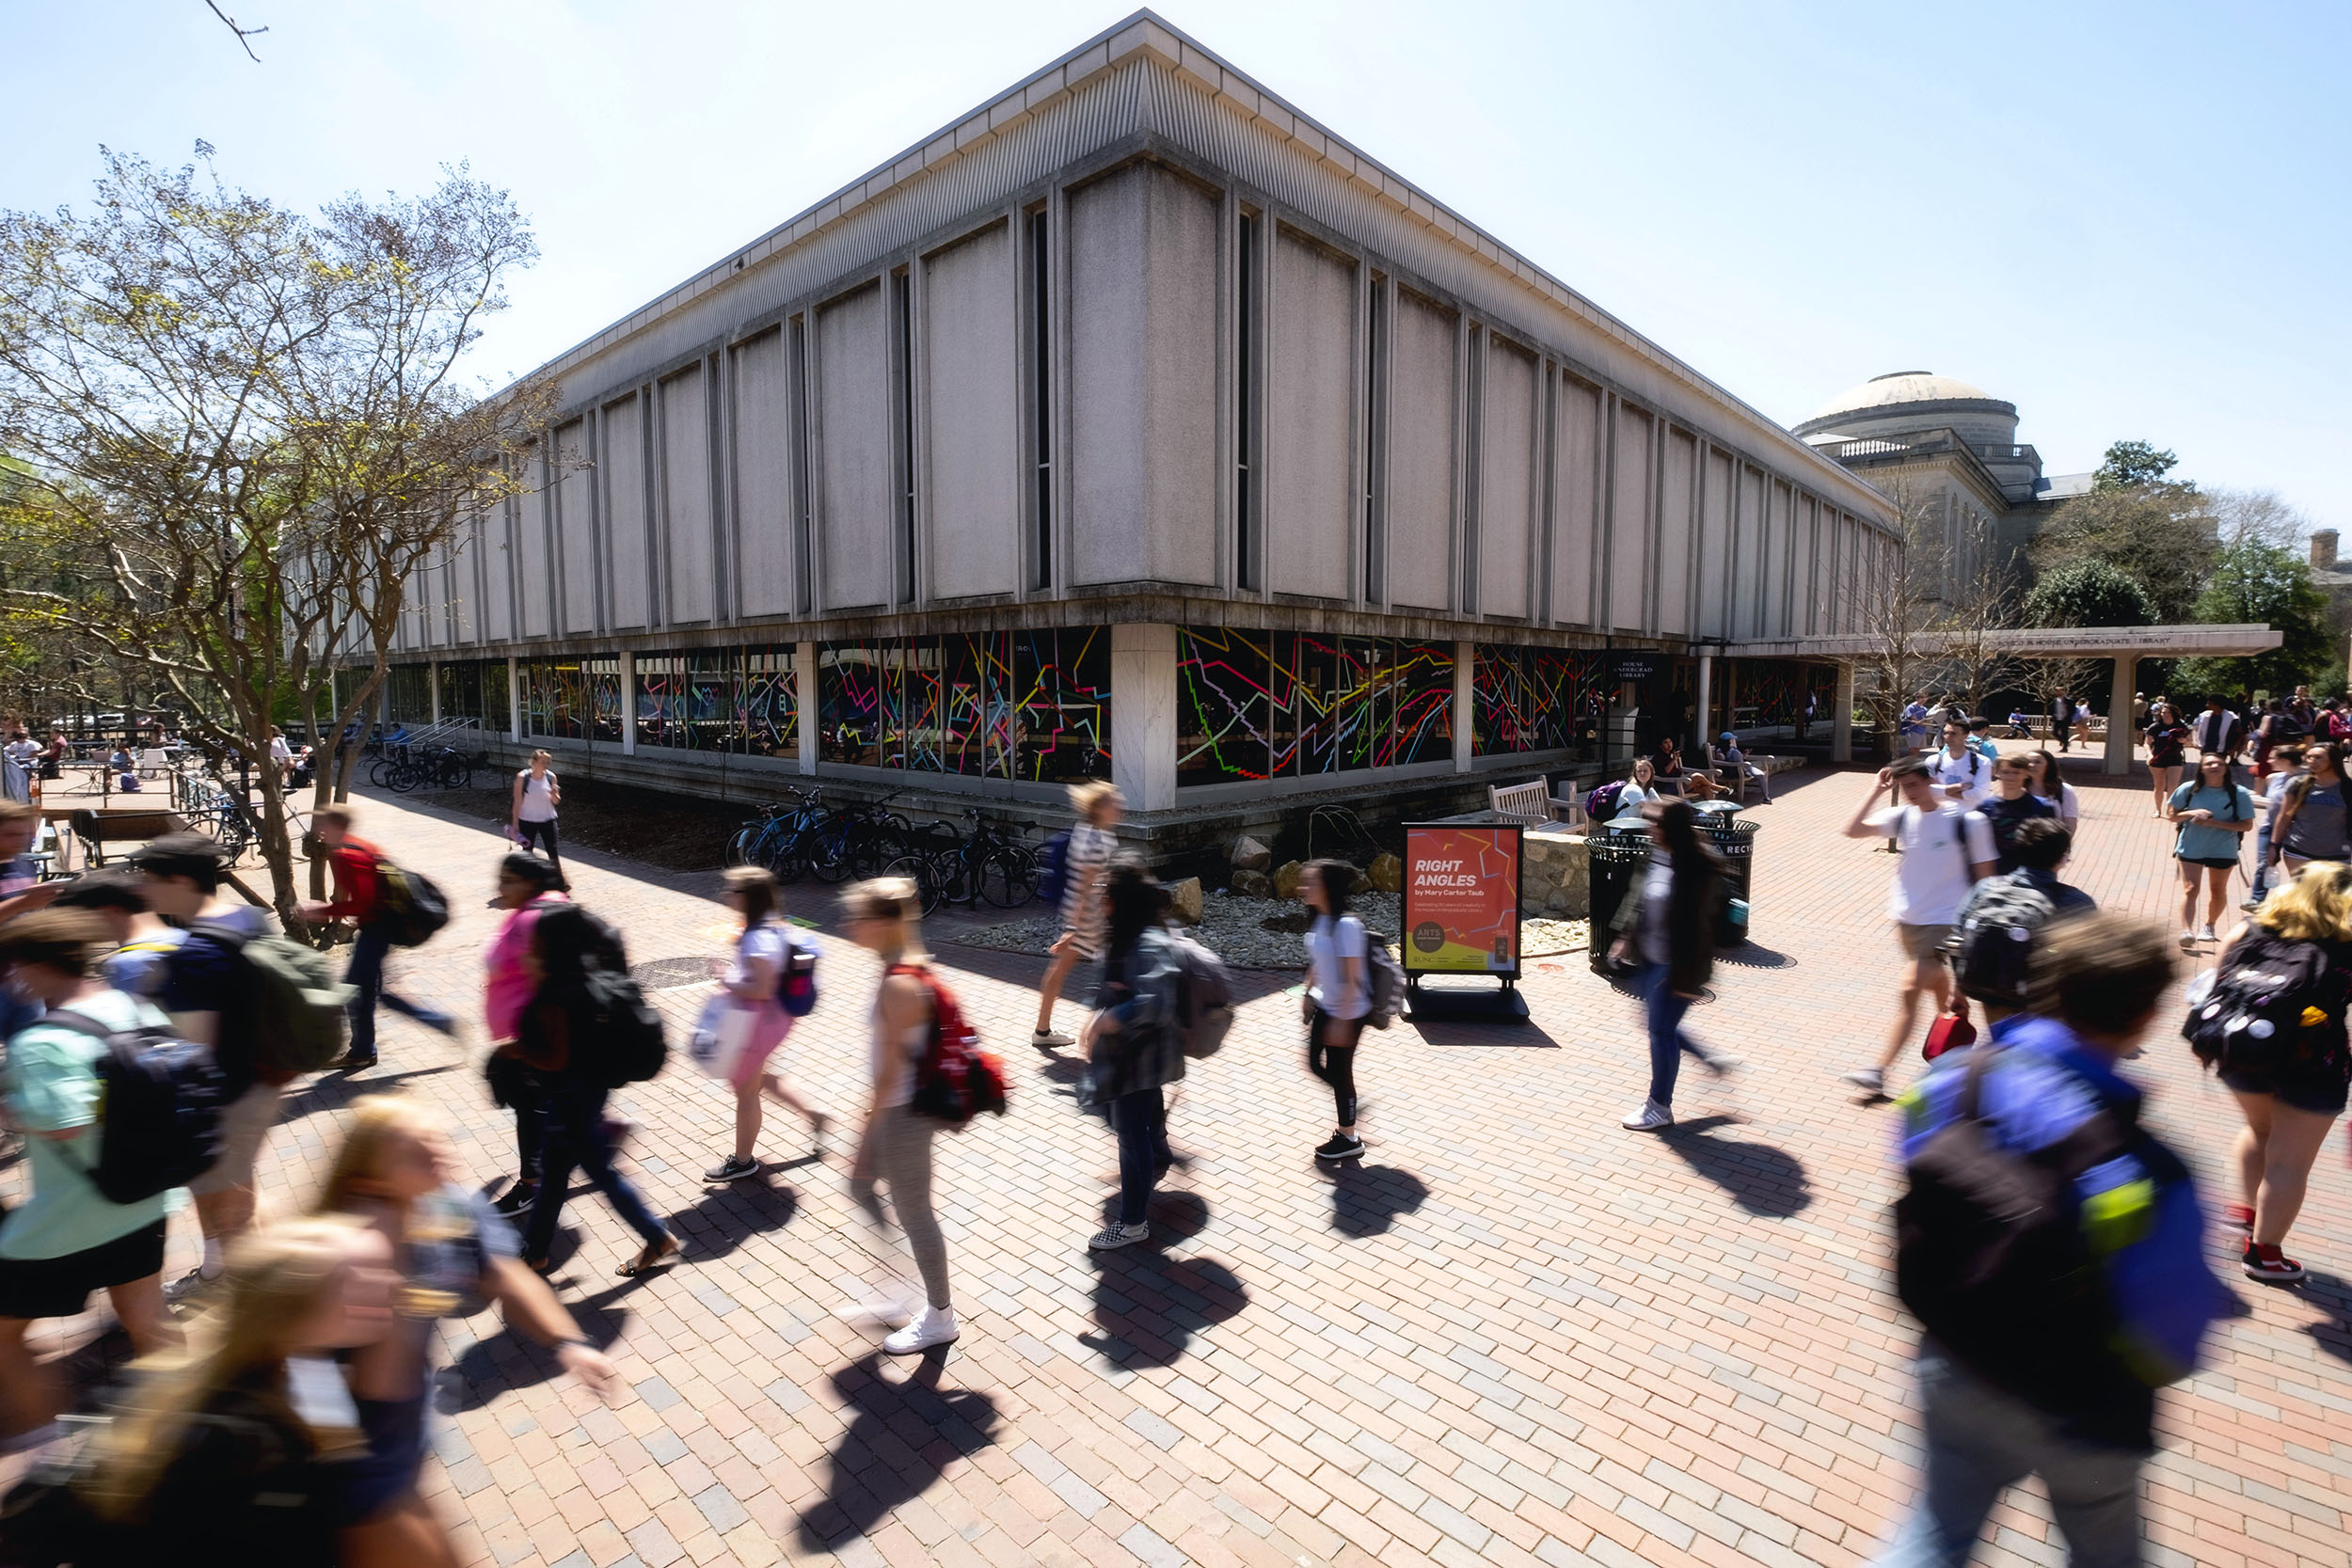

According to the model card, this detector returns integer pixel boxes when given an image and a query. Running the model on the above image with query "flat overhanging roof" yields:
[1717,624,2283,660]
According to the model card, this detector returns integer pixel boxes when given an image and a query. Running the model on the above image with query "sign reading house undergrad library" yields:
[1400,823,1528,1022]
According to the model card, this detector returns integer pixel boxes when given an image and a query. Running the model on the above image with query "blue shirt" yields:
[2169,781,2255,863]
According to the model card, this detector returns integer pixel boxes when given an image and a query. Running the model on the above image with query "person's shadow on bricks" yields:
[1328,1164,1428,1237]
[1658,1116,1812,1217]
[443,1275,632,1411]
[794,1356,999,1551]
[1082,1195,1247,1369]
[2296,1269,2351,1364]
[674,1176,801,1261]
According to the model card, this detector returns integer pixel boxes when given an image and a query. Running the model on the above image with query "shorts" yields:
[726,1003,793,1092]
[188,1082,285,1196]
[0,1219,167,1321]
[1057,926,1102,964]
[2219,1063,2351,1117]
[333,1392,431,1524]
[1897,923,1954,962]
[2179,856,2239,871]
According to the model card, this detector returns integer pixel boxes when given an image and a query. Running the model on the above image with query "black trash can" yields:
[1586,821,1652,974]
[1700,814,1759,946]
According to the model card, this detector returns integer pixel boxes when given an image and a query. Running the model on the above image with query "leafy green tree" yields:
[2093,440,2185,492]
[2021,560,2157,629]
[2030,483,2215,624]
[2172,542,2338,700]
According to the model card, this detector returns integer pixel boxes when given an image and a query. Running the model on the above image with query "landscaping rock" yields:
[1231,834,1272,871]
[1230,868,1272,899]
[1273,860,1303,900]
[1168,876,1202,926]
[1367,851,1402,893]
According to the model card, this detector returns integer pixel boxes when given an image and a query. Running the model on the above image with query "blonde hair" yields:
[1066,779,1121,820]
[314,1095,440,1217]
[723,863,779,927]
[841,876,929,962]
[88,1216,373,1518]
[2252,861,2352,944]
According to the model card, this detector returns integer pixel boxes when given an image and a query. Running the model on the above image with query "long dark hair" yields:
[2289,740,2347,805]
[1304,858,1354,921]
[1104,853,1165,958]
[1651,800,1723,888]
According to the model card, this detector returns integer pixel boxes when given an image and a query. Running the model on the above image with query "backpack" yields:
[1165,931,1234,1059]
[372,860,449,948]
[1583,780,1624,821]
[1359,927,1406,1029]
[194,920,353,1078]
[2184,928,2350,1079]
[1036,830,1072,907]
[1947,876,2059,1007]
[779,933,819,1018]
[893,963,1008,1125]
[44,1007,228,1206]
[533,904,666,1087]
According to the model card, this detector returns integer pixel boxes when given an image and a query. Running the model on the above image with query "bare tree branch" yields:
[204,0,267,62]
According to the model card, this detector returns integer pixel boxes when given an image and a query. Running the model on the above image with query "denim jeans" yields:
[1874,1351,2143,1568]
[1641,961,1709,1107]
[2250,817,2273,898]
[1106,1089,1171,1227]
[523,1077,668,1261]
[343,921,453,1056]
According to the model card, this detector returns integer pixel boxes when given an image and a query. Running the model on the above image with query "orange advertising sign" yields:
[1401,824,1522,976]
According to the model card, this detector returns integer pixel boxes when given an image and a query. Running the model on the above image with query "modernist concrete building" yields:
[380,12,1898,847]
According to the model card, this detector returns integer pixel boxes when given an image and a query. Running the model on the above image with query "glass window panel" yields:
[741,647,796,758]
[1010,627,1110,783]
[818,643,883,768]
[1393,641,1454,765]
[1471,644,1528,756]
[1177,626,1272,784]
[1335,637,1385,773]
[585,657,622,745]
[1268,632,1303,778]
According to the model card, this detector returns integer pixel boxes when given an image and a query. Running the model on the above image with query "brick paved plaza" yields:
[8,750,2350,1568]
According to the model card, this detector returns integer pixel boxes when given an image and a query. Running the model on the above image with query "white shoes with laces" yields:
[882,1306,960,1354]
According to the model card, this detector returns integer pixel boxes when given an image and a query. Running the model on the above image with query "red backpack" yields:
[891,963,1009,1126]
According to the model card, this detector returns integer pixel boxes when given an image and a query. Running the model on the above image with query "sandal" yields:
[617,1234,680,1278]
[522,1255,555,1278]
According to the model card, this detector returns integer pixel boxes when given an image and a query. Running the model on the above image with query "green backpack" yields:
[194,920,354,1078]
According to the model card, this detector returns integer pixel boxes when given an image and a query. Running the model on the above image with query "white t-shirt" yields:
[2033,784,2081,831]
[1926,746,1991,807]
[1613,782,1660,817]
[517,769,559,823]
[268,736,292,765]
[1868,802,1997,926]
[729,919,788,996]
[1305,913,1370,1021]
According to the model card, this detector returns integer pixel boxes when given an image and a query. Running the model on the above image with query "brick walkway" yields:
[7,749,2348,1568]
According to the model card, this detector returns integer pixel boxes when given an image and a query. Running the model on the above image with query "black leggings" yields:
[518,817,564,879]
[1308,1008,1361,1127]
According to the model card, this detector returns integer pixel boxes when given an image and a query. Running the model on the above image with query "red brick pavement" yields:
[6,750,2347,1568]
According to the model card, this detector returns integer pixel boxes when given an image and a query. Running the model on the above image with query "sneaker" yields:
[882,1306,960,1354]
[2180,928,2198,950]
[2242,895,2266,912]
[1622,1100,1675,1132]
[704,1155,760,1182]
[1702,1052,1741,1077]
[2222,1203,2255,1234]
[335,1049,378,1071]
[1089,1221,1151,1251]
[1314,1133,1365,1163]
[165,1267,221,1305]
[492,1181,540,1218]
[835,1288,917,1328]
[1032,1028,1073,1051]
[2198,923,2217,942]
[1839,1066,1884,1094]
[2244,1243,2305,1283]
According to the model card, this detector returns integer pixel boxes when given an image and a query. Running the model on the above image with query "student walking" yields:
[1301,859,1370,1164]
[0,911,183,1449]
[839,876,960,1354]
[1838,757,1997,1098]
[2022,750,2081,840]
[1926,718,1991,807]
[1872,913,2228,1568]
[2047,690,2073,753]
[2169,752,2256,948]
[483,853,566,1219]
[2269,739,2352,875]
[2192,693,2246,767]
[2144,701,2189,816]
[301,805,453,1071]
[703,865,829,1182]
[1977,755,2056,874]
[2196,863,2352,1283]
[509,750,565,887]
[2245,743,2306,910]
[1033,781,1121,1050]
[1085,856,1185,1250]
[1613,800,1735,1132]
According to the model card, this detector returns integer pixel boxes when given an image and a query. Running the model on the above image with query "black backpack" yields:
[373,860,450,948]
[45,1007,228,1205]
[1947,876,2059,1007]
[533,904,665,1088]
[2185,928,2350,1078]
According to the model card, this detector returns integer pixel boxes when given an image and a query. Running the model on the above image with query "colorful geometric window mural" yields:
[431,661,510,735]
[1177,629,1454,787]
[817,628,1109,783]
[1727,659,1809,731]
[1470,645,1607,757]
[636,647,797,757]
[521,659,587,741]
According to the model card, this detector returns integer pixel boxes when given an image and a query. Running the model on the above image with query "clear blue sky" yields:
[9,2,2346,528]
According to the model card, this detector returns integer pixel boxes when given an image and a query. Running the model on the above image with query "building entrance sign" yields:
[1606,652,1662,683]
[1401,823,1528,1022]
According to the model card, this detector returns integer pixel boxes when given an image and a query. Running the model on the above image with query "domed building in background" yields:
[1796,371,2091,598]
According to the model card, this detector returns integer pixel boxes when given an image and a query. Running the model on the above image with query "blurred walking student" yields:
[2193,692,2245,766]
[1872,914,2228,1568]
[2246,742,2306,911]
[1613,800,1736,1132]
[1085,856,1185,1249]
[1838,757,1997,1098]
[2195,863,2352,1283]
[2169,752,2255,948]
[0,911,182,1450]
[2022,750,2081,841]
[50,870,182,996]
[839,876,959,1354]
[1033,780,1121,1050]
[509,749,565,888]
[703,865,828,1183]
[2269,738,2352,874]
[1301,860,1369,1164]
[79,1217,398,1567]
[1926,717,1990,807]
[316,1098,619,1566]
[2047,690,2073,753]
[300,804,453,1071]
[1977,755,2055,875]
[483,852,565,1219]
[2144,700,2189,816]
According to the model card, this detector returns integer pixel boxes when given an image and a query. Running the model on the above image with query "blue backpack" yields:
[1037,830,1072,906]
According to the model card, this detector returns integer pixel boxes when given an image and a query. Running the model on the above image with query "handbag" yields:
[1922,995,1978,1061]
[688,995,755,1080]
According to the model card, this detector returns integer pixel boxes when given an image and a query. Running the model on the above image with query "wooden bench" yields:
[1491,780,1586,832]
[66,808,188,868]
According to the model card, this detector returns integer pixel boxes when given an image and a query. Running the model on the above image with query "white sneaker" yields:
[1622,1100,1674,1132]
[1840,1066,1884,1093]
[882,1305,960,1354]
[165,1267,222,1305]
[1089,1221,1151,1251]
[1032,1028,1074,1050]
[2180,927,2198,949]
[2198,923,2217,942]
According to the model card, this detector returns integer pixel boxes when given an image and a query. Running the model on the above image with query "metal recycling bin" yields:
[1701,814,1759,946]
[1585,821,1653,974]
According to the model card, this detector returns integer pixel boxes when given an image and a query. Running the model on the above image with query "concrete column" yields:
[1110,623,1178,811]
[619,651,637,756]
[1453,641,1474,773]
[506,657,522,742]
[1832,662,1856,763]
[428,661,440,725]
[1695,655,1713,749]
[2105,654,2137,776]
[796,641,818,775]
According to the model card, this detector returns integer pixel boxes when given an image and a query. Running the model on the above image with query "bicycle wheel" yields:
[439,757,471,789]
[881,853,946,918]
[724,820,765,867]
[764,820,810,883]
[806,819,853,883]
[367,757,398,789]
[979,845,1037,909]
[849,820,909,879]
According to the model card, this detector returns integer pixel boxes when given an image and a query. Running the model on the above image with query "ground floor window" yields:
[433,660,511,735]
[817,628,1108,782]
[637,646,797,757]
[1178,629,1454,786]
[519,657,619,743]
[386,664,433,726]
[1470,645,1605,758]
[1725,658,1823,732]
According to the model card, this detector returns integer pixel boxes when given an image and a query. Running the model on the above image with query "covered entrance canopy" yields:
[1711,624,2285,775]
